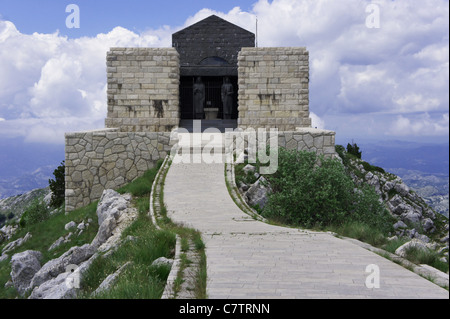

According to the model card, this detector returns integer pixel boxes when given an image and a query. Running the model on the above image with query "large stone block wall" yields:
[237,47,312,131]
[105,48,180,132]
[65,129,176,212]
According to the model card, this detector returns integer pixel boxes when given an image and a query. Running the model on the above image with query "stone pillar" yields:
[105,48,180,132]
[237,47,311,131]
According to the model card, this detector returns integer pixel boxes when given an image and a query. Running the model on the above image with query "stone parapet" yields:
[106,48,180,132]
[237,47,312,131]
[65,129,177,212]
[225,128,336,159]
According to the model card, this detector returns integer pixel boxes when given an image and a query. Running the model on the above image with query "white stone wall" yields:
[237,47,312,131]
[105,48,180,132]
[65,129,176,212]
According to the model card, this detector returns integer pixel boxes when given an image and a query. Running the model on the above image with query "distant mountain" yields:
[0,138,64,199]
[0,165,56,199]
[0,137,64,180]
[361,141,449,175]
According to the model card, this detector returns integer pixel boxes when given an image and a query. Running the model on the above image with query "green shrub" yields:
[262,148,394,233]
[48,161,65,208]
[346,142,362,159]
[335,145,349,166]
[361,161,385,174]
[19,199,50,227]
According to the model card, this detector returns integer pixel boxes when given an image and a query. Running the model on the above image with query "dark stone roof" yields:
[172,15,255,76]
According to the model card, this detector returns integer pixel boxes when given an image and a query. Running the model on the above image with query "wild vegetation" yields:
[234,144,449,275]
[1,158,207,299]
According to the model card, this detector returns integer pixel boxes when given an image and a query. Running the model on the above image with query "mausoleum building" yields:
[65,15,336,212]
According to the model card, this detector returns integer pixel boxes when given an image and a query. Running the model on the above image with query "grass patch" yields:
[328,221,388,247]
[0,201,98,299]
[117,160,163,197]
[81,212,176,299]
[403,246,449,274]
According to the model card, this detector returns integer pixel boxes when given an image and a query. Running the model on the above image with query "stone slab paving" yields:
[164,161,449,299]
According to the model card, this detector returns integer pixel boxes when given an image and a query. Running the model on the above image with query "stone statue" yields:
[221,77,233,119]
[193,77,205,119]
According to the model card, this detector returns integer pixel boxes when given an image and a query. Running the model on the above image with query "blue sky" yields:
[0,0,256,37]
[0,0,449,147]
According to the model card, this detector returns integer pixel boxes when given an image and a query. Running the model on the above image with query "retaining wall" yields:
[65,129,176,212]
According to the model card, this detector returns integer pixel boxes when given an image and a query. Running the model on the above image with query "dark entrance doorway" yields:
[180,76,238,120]
[179,76,238,132]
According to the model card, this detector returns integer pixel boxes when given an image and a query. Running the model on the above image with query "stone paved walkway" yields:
[164,160,449,299]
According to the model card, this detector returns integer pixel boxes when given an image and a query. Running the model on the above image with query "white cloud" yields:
[0,0,448,143]
[310,112,325,130]
[388,113,449,137]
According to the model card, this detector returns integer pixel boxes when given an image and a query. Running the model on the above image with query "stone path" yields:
[164,157,449,299]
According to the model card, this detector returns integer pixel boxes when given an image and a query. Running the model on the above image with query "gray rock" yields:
[238,182,249,193]
[245,176,271,209]
[401,211,421,224]
[10,250,43,295]
[394,183,410,197]
[421,218,435,233]
[2,232,32,255]
[91,216,117,249]
[30,244,95,289]
[77,222,86,231]
[395,239,430,258]
[387,235,398,242]
[389,194,403,208]
[28,255,97,300]
[96,189,129,226]
[414,234,431,243]
[48,237,65,252]
[393,221,408,229]
[393,203,411,216]
[406,228,418,239]
[0,225,18,241]
[64,221,77,231]
[0,254,8,263]
[29,270,78,299]
[151,257,173,268]
[92,261,132,296]
[243,164,256,174]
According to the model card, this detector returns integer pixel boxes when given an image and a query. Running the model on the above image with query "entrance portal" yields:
[179,76,238,132]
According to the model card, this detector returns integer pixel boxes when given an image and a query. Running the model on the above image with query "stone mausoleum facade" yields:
[65,15,336,212]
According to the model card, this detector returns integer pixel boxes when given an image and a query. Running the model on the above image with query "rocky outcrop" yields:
[343,157,448,263]
[10,250,43,296]
[6,189,138,299]
[92,261,132,296]
[2,232,32,255]
[245,176,271,210]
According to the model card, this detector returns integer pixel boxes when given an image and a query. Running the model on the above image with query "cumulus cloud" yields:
[0,0,448,143]
[388,113,449,137]
[310,112,325,130]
